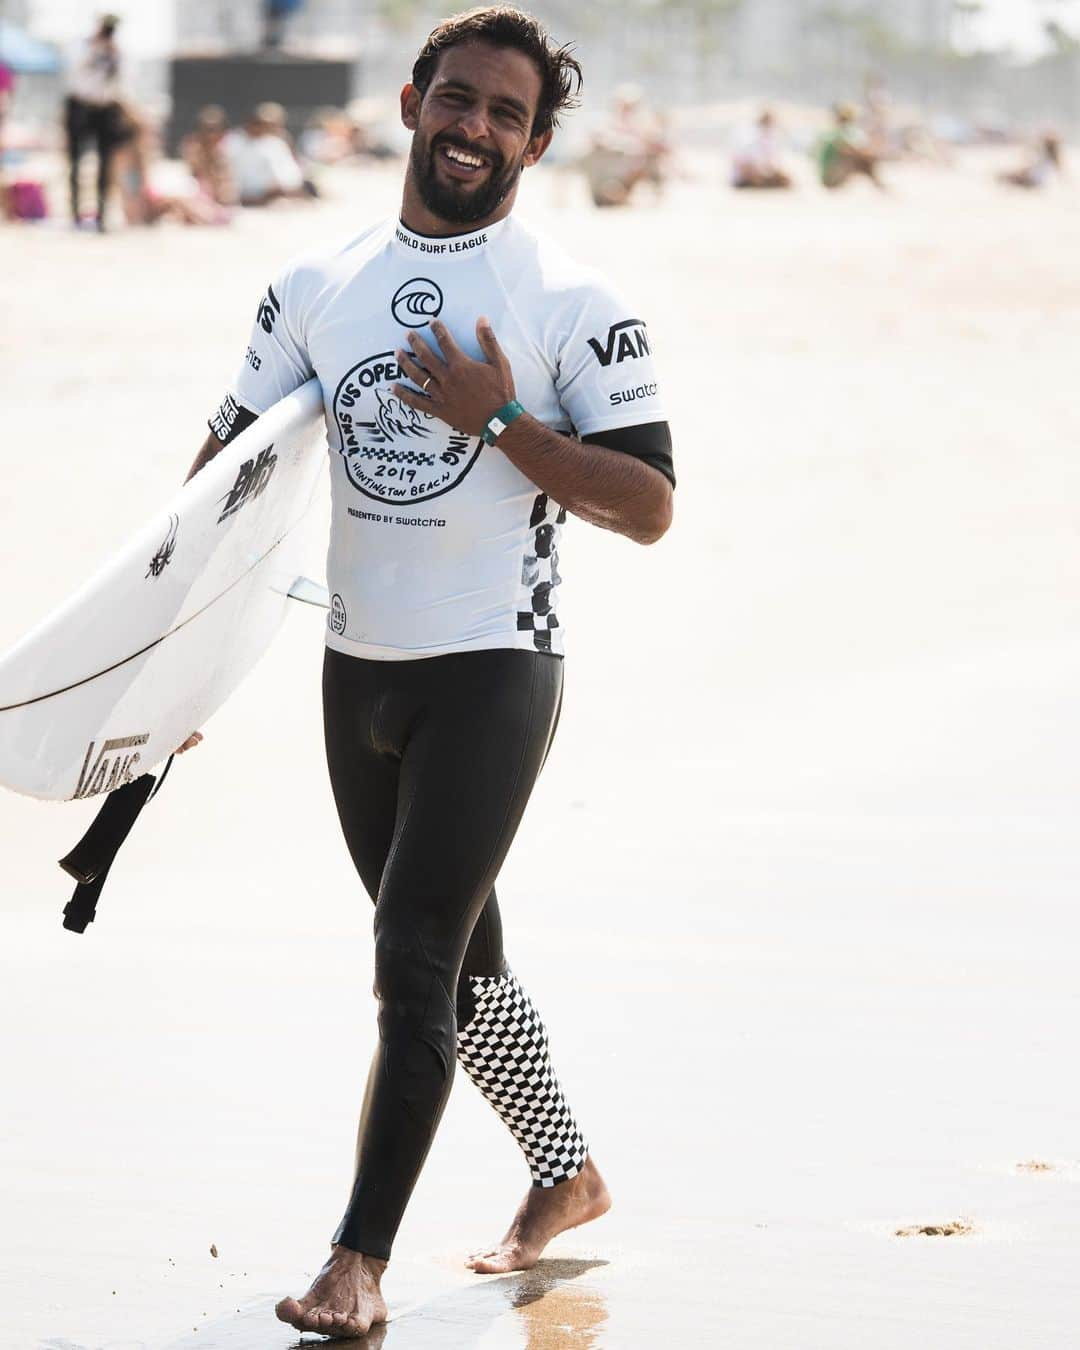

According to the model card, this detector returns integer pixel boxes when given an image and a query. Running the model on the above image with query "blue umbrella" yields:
[0,19,62,75]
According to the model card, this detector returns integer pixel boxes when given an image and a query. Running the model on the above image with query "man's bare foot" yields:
[466,1157,611,1274]
[275,1246,388,1339]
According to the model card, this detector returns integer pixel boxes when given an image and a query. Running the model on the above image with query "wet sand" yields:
[3,150,1080,1348]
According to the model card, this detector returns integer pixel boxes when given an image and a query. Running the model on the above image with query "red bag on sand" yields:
[8,180,48,220]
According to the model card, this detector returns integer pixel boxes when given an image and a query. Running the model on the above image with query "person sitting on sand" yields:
[581,85,669,207]
[181,105,237,207]
[817,102,885,191]
[998,132,1063,190]
[222,104,308,207]
[731,109,792,190]
[112,103,229,226]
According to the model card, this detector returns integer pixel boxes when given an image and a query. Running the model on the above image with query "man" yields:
[63,13,123,230]
[186,8,673,1338]
[817,102,885,191]
[222,103,307,206]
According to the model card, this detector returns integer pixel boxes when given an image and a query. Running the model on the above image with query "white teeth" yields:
[444,146,485,168]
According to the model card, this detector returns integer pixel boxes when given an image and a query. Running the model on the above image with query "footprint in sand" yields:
[895,1219,974,1238]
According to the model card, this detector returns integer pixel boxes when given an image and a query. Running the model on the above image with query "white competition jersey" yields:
[226,214,666,660]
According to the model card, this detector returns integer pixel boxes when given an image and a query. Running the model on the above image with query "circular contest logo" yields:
[332,351,483,505]
[391,277,443,327]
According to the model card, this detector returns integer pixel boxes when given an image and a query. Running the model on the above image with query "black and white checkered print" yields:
[516,494,566,654]
[359,445,436,467]
[457,969,588,1188]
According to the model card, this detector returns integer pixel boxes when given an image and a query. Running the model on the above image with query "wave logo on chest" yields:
[332,351,483,506]
[391,277,443,328]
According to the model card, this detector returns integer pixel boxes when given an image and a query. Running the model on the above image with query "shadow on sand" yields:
[140,1256,610,1350]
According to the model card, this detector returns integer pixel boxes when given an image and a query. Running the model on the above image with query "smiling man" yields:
[187,7,673,1338]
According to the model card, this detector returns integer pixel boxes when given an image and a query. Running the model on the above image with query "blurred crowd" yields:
[581,73,1066,207]
[0,13,1069,229]
[0,14,394,230]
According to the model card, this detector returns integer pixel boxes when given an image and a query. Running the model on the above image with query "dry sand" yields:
[2,148,1079,1348]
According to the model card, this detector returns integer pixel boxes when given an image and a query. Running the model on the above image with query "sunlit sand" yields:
[2,148,1078,1347]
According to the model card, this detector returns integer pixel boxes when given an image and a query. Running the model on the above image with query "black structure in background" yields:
[167,54,353,154]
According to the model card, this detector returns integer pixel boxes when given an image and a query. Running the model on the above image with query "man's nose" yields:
[457,109,491,141]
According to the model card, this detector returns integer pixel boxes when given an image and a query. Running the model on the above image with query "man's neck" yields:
[398,179,517,239]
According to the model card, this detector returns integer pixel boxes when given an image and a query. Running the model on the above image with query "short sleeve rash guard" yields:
[222,215,669,660]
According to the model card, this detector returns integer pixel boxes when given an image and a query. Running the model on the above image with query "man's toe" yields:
[274,1296,303,1326]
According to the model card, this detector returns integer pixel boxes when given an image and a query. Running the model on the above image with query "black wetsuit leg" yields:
[322,646,562,1261]
[91,102,118,226]
[64,96,88,222]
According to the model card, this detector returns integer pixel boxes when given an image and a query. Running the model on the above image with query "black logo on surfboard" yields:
[74,734,150,799]
[146,515,178,579]
[217,447,277,523]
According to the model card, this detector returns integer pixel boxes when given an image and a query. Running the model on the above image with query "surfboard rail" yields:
[0,379,327,802]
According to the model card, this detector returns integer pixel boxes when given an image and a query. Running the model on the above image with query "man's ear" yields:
[400,83,421,131]
[523,129,554,169]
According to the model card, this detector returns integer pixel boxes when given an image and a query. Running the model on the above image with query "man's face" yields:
[402,41,550,226]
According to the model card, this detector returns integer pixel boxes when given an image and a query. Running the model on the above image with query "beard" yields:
[409,130,522,226]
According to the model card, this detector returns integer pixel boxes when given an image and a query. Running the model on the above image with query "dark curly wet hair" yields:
[411,7,583,139]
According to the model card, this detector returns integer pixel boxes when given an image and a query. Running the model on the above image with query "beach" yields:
[2,149,1079,1348]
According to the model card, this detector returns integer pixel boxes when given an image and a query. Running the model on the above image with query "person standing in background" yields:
[63,13,123,231]
[263,0,304,50]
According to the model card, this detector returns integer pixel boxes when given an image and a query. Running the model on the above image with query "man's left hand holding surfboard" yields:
[0,379,328,922]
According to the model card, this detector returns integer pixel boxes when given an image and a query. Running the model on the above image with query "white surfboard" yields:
[0,380,327,802]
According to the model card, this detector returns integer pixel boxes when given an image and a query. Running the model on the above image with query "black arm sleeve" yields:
[582,421,675,488]
[208,392,259,446]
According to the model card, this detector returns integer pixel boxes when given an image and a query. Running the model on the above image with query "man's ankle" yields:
[330,1244,387,1275]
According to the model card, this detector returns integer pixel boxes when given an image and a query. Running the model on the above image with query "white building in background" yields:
[174,0,372,55]
[729,0,955,79]
[6,0,33,27]
[24,0,177,56]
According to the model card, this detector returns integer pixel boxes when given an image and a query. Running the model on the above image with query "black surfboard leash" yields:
[58,755,175,933]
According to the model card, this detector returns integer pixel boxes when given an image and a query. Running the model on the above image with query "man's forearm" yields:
[185,430,225,483]
[496,414,672,545]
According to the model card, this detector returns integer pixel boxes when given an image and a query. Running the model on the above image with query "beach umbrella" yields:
[0,19,62,76]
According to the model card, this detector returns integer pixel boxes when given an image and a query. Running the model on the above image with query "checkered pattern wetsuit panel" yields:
[516,494,566,654]
[457,969,588,1188]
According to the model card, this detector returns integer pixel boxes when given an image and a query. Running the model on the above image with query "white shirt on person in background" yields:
[223,130,303,201]
[65,37,120,105]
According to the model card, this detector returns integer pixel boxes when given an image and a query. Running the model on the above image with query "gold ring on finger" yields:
[422,376,433,392]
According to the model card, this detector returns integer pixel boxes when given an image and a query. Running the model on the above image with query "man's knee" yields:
[373,926,456,1073]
